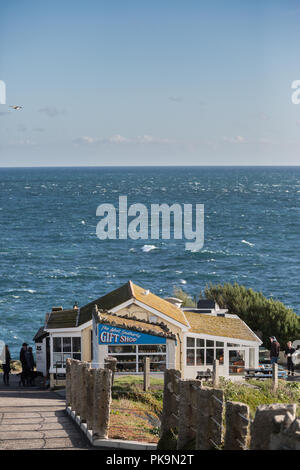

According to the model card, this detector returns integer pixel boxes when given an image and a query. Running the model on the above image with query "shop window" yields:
[229,349,245,375]
[63,337,71,352]
[52,336,81,368]
[107,344,167,373]
[196,348,204,365]
[206,348,214,365]
[186,336,224,367]
[216,348,224,365]
[186,349,195,366]
[187,337,195,348]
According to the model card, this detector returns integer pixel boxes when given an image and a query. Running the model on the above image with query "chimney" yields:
[164,297,183,308]
[52,306,63,312]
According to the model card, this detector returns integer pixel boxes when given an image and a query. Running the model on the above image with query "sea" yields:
[0,166,299,358]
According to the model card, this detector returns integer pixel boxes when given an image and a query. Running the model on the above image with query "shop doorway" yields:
[227,348,246,376]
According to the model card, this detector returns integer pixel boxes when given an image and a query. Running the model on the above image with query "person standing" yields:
[284,341,295,376]
[19,343,28,386]
[3,345,11,386]
[269,336,280,364]
[25,347,35,386]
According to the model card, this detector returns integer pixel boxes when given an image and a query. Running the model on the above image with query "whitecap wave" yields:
[142,245,157,252]
[241,240,255,247]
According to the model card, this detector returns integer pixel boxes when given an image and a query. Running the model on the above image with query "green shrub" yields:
[202,282,300,347]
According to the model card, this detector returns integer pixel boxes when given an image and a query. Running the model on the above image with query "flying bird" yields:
[10,105,23,110]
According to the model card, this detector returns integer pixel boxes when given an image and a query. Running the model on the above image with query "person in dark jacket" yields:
[284,341,295,376]
[3,345,11,386]
[19,343,29,386]
[269,336,280,364]
[25,347,35,385]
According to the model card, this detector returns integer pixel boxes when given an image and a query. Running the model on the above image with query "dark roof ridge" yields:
[128,280,135,298]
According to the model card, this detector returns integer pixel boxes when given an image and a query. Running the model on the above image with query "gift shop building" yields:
[41,280,261,385]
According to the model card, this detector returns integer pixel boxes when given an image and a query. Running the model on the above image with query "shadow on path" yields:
[0,373,93,450]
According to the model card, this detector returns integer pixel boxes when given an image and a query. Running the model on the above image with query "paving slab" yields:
[0,373,93,450]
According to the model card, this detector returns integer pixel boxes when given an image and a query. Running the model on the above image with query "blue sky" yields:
[0,0,300,166]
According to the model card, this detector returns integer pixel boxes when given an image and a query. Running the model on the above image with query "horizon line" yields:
[0,164,300,169]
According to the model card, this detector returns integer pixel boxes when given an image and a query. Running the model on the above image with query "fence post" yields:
[143,357,150,391]
[70,359,79,413]
[160,369,181,435]
[195,387,224,450]
[104,357,117,385]
[78,362,89,422]
[213,359,220,388]
[85,368,96,430]
[65,358,72,407]
[224,401,250,450]
[272,363,278,391]
[270,414,300,450]
[250,403,297,450]
[177,380,201,449]
[93,368,112,440]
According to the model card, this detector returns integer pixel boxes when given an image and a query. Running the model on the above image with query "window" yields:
[216,348,224,365]
[196,348,204,365]
[206,348,214,365]
[229,349,246,375]
[107,344,167,373]
[249,348,255,368]
[52,336,81,368]
[187,348,195,366]
[186,337,224,366]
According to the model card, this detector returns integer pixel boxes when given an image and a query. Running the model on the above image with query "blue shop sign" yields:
[98,324,166,345]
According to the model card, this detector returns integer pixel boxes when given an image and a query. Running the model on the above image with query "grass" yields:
[109,375,164,443]
[108,374,300,443]
[206,377,300,417]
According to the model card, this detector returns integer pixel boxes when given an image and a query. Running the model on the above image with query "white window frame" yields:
[107,343,168,374]
[186,337,225,367]
[50,332,81,373]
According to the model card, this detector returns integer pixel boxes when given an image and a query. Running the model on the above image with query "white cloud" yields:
[38,107,65,117]
[73,134,177,146]
[18,139,36,146]
[223,135,247,144]
[168,96,182,102]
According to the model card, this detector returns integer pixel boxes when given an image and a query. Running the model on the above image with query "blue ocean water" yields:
[0,166,299,358]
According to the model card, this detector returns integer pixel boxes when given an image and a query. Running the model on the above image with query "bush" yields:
[173,287,196,308]
[202,282,300,347]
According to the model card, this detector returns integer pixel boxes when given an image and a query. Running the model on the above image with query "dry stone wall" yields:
[66,359,112,442]
[159,369,299,451]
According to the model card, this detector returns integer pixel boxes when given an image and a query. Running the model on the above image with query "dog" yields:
[18,370,44,387]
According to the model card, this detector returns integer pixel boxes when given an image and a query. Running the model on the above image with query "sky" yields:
[0,0,300,166]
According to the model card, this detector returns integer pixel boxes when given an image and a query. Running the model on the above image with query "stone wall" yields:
[158,369,299,450]
[65,358,112,443]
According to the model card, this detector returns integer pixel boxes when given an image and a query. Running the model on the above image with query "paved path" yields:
[0,373,93,450]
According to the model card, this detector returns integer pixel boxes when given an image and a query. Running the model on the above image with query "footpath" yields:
[0,373,93,450]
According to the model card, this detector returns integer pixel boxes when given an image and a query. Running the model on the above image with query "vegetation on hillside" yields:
[113,375,299,447]
[174,282,300,347]
[173,287,196,307]
[203,282,300,346]
[206,377,300,417]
